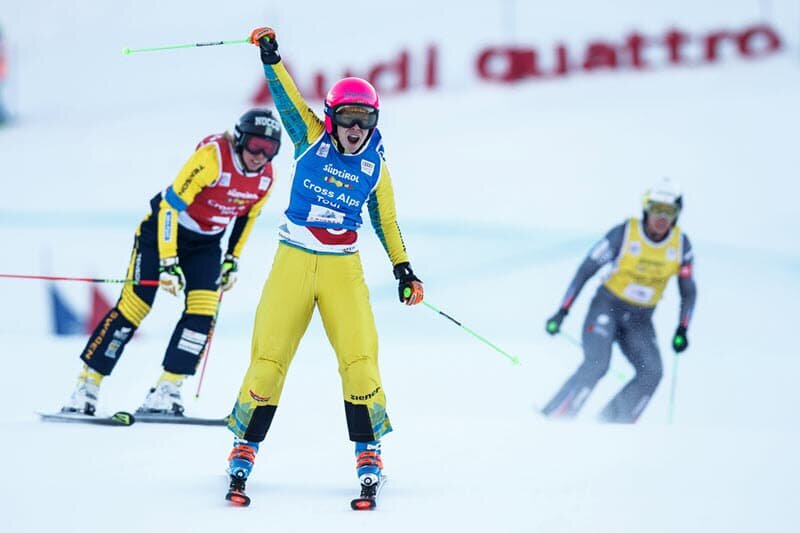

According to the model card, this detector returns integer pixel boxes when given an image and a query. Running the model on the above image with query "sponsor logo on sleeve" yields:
[164,211,173,241]
[179,165,205,195]
[259,177,271,191]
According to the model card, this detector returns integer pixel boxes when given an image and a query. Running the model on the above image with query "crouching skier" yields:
[60,109,282,419]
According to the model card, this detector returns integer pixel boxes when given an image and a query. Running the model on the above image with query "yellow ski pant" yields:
[228,243,392,442]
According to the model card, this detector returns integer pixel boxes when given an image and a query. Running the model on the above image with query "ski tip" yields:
[37,410,136,426]
[350,498,377,511]
[111,411,136,426]
[225,491,251,507]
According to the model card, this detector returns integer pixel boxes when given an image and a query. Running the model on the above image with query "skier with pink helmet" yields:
[223,27,423,508]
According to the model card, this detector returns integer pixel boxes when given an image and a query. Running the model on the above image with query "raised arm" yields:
[251,27,325,156]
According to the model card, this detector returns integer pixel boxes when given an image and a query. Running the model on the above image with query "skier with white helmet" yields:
[223,27,423,507]
[541,178,697,423]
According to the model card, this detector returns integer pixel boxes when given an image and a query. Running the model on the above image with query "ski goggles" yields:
[332,105,379,130]
[243,135,280,159]
[645,201,680,219]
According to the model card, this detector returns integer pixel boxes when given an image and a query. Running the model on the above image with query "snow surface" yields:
[0,1,799,532]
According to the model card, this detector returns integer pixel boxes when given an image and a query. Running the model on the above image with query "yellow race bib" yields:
[603,218,682,307]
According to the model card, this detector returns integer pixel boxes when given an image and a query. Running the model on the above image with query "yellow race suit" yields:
[228,62,410,443]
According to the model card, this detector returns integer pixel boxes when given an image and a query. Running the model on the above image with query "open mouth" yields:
[347,133,362,144]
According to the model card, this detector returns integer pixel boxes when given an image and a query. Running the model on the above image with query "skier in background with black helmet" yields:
[542,178,697,423]
[59,109,282,420]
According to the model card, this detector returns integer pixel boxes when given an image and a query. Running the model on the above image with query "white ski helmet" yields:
[642,177,683,218]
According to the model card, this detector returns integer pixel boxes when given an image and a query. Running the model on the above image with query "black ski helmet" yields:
[233,108,282,157]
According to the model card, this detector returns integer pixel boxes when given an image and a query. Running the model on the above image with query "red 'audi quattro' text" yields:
[477,24,782,82]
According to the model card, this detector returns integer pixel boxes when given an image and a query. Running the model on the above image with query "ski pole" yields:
[0,273,159,286]
[194,290,224,399]
[556,330,628,382]
[667,353,680,424]
[122,37,250,56]
[558,330,583,349]
[408,289,520,366]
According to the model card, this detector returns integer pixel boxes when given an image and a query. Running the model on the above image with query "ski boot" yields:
[351,440,384,510]
[136,371,185,416]
[61,365,103,416]
[225,439,259,506]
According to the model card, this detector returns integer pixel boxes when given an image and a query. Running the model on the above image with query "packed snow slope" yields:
[0,1,798,532]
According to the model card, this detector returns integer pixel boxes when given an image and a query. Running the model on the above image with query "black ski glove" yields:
[672,325,689,353]
[545,308,568,335]
[393,262,423,305]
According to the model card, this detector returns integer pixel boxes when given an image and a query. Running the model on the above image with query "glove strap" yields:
[159,257,179,268]
[223,254,239,272]
[393,262,418,282]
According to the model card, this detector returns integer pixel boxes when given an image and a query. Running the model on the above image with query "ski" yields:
[38,411,135,426]
[350,475,387,511]
[225,476,250,507]
[133,412,228,426]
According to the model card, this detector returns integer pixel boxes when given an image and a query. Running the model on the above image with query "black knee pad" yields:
[80,308,137,375]
[243,405,278,442]
[162,314,214,375]
[344,401,379,442]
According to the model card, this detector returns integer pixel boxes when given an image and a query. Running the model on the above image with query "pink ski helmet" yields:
[323,77,380,134]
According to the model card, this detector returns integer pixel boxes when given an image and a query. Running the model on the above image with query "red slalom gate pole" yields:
[194,290,225,399]
[0,273,159,286]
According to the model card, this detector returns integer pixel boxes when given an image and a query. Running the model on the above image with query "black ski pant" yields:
[79,202,222,377]
[542,286,663,423]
